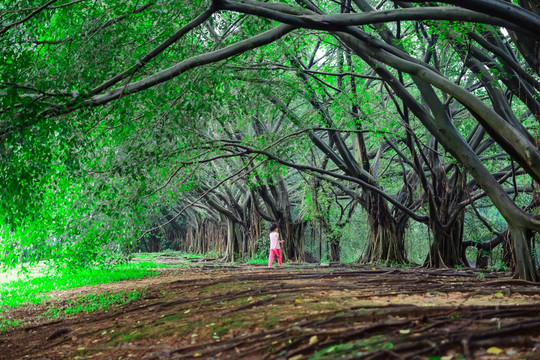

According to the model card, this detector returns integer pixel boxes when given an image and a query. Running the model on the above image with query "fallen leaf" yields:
[399,329,410,334]
[193,353,202,357]
[309,335,318,345]
[184,309,191,314]
[487,347,503,354]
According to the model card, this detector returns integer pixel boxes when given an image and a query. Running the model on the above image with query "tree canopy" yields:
[1,0,540,280]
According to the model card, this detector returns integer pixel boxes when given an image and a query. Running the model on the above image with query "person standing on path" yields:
[268,223,284,268]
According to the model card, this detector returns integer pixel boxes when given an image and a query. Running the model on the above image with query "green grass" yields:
[0,262,166,309]
[44,289,143,318]
[246,258,267,265]
[133,250,207,260]
[0,318,20,333]
[0,261,169,333]
[0,253,207,333]
[309,335,392,359]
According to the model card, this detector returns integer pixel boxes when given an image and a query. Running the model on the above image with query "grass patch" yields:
[208,315,249,339]
[134,251,211,260]
[115,331,146,343]
[246,258,267,265]
[43,290,143,319]
[154,313,183,325]
[262,314,281,328]
[0,262,164,309]
[200,281,246,293]
[0,317,21,333]
[309,335,392,359]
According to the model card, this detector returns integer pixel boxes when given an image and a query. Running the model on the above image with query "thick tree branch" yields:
[65,24,294,112]
[219,142,428,222]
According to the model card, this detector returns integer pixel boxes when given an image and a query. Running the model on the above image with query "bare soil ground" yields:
[1,258,540,360]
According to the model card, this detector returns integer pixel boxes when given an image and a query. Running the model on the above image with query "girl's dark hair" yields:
[270,223,278,232]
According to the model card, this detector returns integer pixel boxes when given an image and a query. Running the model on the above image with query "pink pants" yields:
[268,249,282,267]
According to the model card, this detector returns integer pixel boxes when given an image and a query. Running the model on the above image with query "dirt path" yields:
[1,263,540,359]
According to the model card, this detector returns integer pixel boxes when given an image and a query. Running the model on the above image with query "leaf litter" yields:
[1,263,539,359]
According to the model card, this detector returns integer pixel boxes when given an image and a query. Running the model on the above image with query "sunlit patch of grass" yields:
[246,258,267,265]
[0,262,164,310]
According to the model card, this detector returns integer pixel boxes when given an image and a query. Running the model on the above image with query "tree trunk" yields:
[225,217,235,262]
[148,235,160,253]
[329,234,341,262]
[509,0,540,76]
[424,211,466,268]
[362,193,407,264]
[280,220,306,262]
[509,226,539,281]
[424,168,468,268]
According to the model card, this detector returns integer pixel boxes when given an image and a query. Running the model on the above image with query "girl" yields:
[268,223,284,267]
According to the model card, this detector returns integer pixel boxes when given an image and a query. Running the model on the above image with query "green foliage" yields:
[405,222,431,265]
[1,0,539,278]
[254,234,271,261]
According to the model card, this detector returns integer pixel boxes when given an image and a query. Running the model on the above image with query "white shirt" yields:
[270,232,280,250]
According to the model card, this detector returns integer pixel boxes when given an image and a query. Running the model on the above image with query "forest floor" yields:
[1,255,540,360]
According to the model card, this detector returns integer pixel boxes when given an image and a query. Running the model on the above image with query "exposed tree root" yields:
[2,265,539,360]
